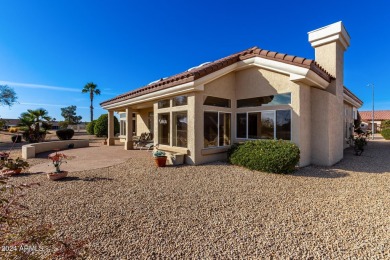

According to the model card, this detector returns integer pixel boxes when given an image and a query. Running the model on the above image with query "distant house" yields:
[100,21,363,166]
[1,119,21,129]
[1,119,59,130]
[360,110,390,131]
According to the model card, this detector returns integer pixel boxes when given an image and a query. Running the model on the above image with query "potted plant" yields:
[47,152,68,180]
[153,150,167,167]
[1,157,29,175]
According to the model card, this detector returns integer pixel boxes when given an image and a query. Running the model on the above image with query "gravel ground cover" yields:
[3,137,390,259]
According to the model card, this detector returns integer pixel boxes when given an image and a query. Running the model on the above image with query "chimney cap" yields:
[308,21,350,50]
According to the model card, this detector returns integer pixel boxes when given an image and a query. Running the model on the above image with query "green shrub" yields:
[86,120,95,135]
[382,120,390,130]
[94,114,119,137]
[381,128,390,140]
[56,128,75,140]
[22,130,46,143]
[11,134,22,143]
[228,140,300,174]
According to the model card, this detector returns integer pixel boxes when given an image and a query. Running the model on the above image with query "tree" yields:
[82,82,101,122]
[60,105,82,124]
[0,85,17,107]
[19,108,52,142]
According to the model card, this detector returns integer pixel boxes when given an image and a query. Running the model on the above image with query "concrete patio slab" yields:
[29,144,152,173]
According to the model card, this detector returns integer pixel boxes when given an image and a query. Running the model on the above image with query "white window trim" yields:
[204,110,232,149]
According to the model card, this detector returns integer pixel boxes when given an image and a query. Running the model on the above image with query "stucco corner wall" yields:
[310,88,344,166]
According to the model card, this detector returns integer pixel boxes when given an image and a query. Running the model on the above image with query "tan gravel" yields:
[4,136,390,259]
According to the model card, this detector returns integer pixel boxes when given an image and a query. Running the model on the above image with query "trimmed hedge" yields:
[381,128,390,140]
[11,135,22,143]
[94,114,119,137]
[56,129,75,140]
[86,120,95,135]
[228,140,300,174]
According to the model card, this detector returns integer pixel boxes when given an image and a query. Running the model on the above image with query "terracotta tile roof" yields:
[343,86,363,106]
[101,46,334,107]
[360,110,390,121]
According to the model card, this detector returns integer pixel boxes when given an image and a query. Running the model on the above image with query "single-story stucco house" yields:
[100,21,363,167]
[360,110,390,132]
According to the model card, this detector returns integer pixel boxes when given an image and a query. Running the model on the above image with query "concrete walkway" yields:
[29,144,152,173]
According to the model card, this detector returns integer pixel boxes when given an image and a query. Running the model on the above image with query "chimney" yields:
[308,22,351,166]
[308,21,350,97]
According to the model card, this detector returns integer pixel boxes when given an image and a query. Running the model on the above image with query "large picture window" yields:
[276,110,291,140]
[203,96,231,108]
[248,111,274,139]
[237,93,291,108]
[236,113,247,139]
[237,110,291,140]
[173,112,187,147]
[204,112,231,148]
[158,113,170,145]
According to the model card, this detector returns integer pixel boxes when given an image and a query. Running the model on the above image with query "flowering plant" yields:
[153,150,166,157]
[48,152,67,173]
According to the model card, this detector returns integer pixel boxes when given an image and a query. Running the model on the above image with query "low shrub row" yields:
[381,128,390,140]
[228,139,300,174]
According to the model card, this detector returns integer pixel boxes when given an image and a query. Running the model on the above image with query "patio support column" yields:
[107,110,115,146]
[124,107,133,150]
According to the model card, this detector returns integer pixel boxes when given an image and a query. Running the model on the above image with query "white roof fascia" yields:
[344,93,362,108]
[102,81,195,110]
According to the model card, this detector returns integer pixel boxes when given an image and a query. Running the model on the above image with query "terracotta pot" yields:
[154,156,167,167]
[47,171,68,181]
[2,168,22,176]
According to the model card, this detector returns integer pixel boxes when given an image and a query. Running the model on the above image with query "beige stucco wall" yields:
[192,67,312,166]
[136,108,153,134]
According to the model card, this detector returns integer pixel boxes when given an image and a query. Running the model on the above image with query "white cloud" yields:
[19,102,89,109]
[0,80,120,96]
[0,81,80,92]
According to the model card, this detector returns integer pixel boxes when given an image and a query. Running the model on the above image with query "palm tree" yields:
[19,108,51,142]
[28,108,52,133]
[82,82,101,122]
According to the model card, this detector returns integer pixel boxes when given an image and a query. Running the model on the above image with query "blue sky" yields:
[0,0,389,121]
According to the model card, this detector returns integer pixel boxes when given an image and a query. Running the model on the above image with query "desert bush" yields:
[86,120,95,135]
[8,127,18,133]
[94,114,119,137]
[382,120,390,130]
[381,128,390,140]
[228,140,300,174]
[11,134,22,143]
[56,128,75,140]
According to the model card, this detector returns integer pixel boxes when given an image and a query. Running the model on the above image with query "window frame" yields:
[203,96,231,108]
[236,92,292,108]
[172,95,188,107]
[235,109,291,140]
[158,112,170,145]
[172,110,188,148]
[204,110,232,149]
